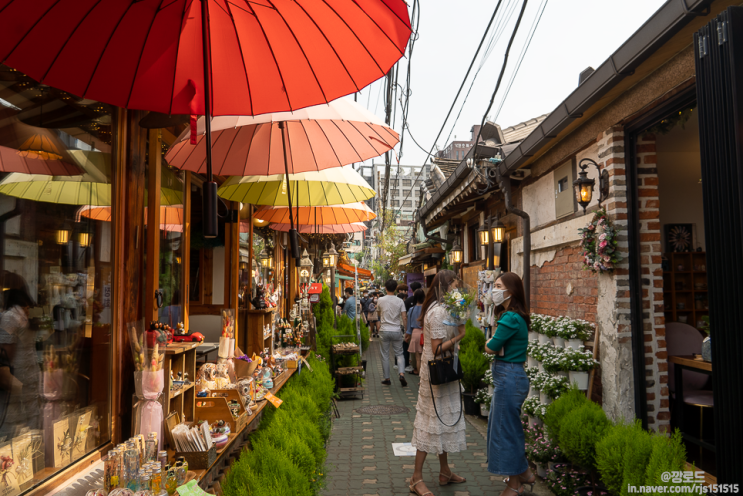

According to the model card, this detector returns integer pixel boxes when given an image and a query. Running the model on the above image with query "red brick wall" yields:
[529,244,598,323]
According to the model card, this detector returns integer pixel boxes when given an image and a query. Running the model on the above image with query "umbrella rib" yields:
[348,0,409,58]
[328,120,365,162]
[298,121,325,173]
[125,5,165,109]
[250,3,294,110]
[223,1,255,114]
[167,0,190,115]
[218,127,243,176]
[0,0,62,62]
[266,0,328,103]
[317,0,385,76]
[312,121,344,169]
[41,0,105,83]
[286,0,361,93]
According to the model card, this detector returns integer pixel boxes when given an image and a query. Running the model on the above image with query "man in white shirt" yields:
[377,279,408,387]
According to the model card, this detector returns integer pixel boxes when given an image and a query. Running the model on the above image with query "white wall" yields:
[656,113,705,251]
[522,171,555,230]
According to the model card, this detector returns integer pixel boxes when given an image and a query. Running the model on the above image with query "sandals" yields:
[519,470,536,492]
[439,472,466,486]
[409,479,434,496]
[502,478,525,496]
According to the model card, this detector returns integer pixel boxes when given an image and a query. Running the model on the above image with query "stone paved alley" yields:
[321,338,548,496]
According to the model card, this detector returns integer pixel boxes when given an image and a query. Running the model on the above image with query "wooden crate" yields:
[195,391,248,433]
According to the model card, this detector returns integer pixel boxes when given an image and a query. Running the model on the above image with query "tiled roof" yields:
[431,157,460,179]
[502,113,549,144]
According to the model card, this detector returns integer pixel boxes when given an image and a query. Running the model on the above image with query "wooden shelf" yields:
[662,252,708,330]
[170,382,194,399]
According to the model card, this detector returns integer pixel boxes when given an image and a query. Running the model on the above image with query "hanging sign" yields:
[264,392,283,409]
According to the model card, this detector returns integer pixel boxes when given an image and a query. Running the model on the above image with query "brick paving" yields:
[322,337,510,496]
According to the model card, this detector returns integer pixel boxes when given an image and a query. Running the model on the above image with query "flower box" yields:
[552,336,565,348]
[565,338,583,350]
[480,403,489,417]
[538,334,551,345]
[569,370,590,390]
[539,392,552,405]
[536,463,548,478]
[537,362,545,373]
[529,386,539,398]
[527,356,538,368]
[528,331,540,341]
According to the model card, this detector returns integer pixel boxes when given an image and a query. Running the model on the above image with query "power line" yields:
[492,0,549,122]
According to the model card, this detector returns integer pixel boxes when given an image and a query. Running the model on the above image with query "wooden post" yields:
[247,205,253,309]
[145,129,162,323]
[228,202,240,345]
[183,172,192,332]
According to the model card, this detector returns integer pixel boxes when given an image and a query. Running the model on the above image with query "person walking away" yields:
[360,290,371,324]
[367,293,380,338]
[340,288,356,321]
[409,270,467,496]
[404,288,425,375]
[405,282,422,312]
[377,279,407,387]
[484,272,534,496]
[396,284,412,372]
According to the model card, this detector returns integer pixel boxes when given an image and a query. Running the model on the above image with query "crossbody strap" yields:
[429,379,463,428]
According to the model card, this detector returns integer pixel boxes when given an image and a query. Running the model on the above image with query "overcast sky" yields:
[356,0,668,169]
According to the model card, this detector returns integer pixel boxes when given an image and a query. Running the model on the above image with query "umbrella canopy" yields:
[218,165,374,207]
[0,152,183,206]
[76,205,185,229]
[267,222,367,234]
[0,0,411,117]
[0,145,81,175]
[165,98,399,176]
[254,202,375,225]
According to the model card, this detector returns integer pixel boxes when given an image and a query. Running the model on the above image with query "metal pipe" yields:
[495,168,530,309]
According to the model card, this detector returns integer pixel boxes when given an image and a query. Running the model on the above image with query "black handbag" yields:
[427,343,463,427]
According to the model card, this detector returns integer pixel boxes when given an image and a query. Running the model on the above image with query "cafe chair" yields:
[666,322,713,459]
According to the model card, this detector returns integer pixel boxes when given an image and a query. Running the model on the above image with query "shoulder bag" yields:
[427,342,463,427]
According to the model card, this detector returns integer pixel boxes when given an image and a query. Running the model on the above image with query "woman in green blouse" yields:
[484,272,534,496]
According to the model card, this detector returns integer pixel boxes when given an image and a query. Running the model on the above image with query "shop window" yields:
[156,166,185,328]
[0,65,113,488]
[402,179,411,187]
[188,181,227,310]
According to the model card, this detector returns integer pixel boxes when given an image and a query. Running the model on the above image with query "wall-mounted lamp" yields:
[449,237,463,265]
[78,232,90,247]
[323,242,339,268]
[573,158,609,214]
[490,218,506,244]
[477,225,490,245]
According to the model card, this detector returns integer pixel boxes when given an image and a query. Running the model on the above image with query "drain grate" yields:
[355,405,410,415]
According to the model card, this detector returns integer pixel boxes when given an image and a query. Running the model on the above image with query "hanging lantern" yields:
[239,261,248,271]
[449,238,463,264]
[490,218,506,243]
[323,242,339,268]
[78,232,90,247]
[477,225,489,245]
[573,158,609,214]
[56,229,70,244]
[493,243,502,269]
[259,247,271,268]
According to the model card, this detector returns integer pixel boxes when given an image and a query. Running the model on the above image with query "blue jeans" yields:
[487,360,529,476]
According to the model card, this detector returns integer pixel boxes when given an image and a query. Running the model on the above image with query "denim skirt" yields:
[487,360,529,476]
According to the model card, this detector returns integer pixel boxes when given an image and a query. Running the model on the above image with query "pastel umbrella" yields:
[0,152,183,206]
[217,166,375,207]
[253,202,375,225]
[76,205,185,232]
[165,98,399,176]
[0,144,81,175]
[268,222,368,234]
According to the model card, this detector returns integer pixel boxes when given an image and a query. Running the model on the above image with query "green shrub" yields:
[313,284,335,360]
[559,400,611,473]
[460,341,490,394]
[596,420,653,496]
[644,430,689,493]
[461,319,485,351]
[543,385,588,443]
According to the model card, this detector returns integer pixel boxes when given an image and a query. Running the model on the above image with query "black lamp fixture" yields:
[449,231,463,265]
[490,217,506,244]
[573,158,610,214]
[477,224,490,246]
[258,247,271,269]
[323,242,339,268]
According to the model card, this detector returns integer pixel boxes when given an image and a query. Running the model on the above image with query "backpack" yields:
[368,301,376,313]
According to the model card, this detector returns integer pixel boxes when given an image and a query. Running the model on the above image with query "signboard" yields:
[308,283,322,294]
[309,294,320,303]
[423,267,437,277]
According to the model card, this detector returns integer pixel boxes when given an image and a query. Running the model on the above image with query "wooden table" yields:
[668,355,714,453]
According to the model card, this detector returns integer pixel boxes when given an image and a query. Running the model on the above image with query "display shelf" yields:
[662,252,708,330]
[241,307,277,357]
[161,342,198,436]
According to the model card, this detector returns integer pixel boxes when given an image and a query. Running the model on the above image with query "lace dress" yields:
[411,304,466,455]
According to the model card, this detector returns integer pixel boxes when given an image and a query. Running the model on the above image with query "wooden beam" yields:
[203,249,213,305]
[230,205,240,344]
[146,129,162,323]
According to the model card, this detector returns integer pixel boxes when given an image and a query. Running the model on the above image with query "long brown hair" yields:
[496,271,530,327]
[420,269,457,328]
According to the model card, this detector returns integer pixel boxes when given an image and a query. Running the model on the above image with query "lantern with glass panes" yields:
[299,248,313,283]
[449,235,463,265]
[573,158,610,214]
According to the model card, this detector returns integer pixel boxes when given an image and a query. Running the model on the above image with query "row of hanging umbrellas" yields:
[0,0,409,255]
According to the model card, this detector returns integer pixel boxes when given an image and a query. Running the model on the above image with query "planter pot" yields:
[540,392,552,405]
[529,386,539,398]
[527,415,535,426]
[566,338,583,350]
[702,337,712,362]
[538,334,552,345]
[480,403,490,417]
[536,463,548,478]
[548,461,558,472]
[552,336,565,348]
[488,385,494,395]
[361,360,368,371]
[569,370,590,390]
[463,393,480,415]
[528,331,540,341]
[556,371,569,378]
[533,416,543,427]
[538,362,545,373]
[527,356,538,368]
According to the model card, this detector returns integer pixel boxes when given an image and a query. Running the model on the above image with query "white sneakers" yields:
[405,365,414,373]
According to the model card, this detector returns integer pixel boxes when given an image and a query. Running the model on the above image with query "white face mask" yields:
[492,289,511,306]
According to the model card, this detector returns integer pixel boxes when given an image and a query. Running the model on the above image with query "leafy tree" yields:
[370,211,408,282]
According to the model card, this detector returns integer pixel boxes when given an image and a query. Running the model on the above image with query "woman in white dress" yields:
[409,270,467,496]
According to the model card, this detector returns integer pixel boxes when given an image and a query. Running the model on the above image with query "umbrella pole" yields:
[279,121,300,260]
[202,0,218,239]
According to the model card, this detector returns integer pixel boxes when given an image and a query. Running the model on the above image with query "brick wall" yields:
[635,133,670,433]
[530,244,598,323]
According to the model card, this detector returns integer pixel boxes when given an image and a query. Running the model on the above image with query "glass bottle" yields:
[165,469,178,495]
[104,450,120,491]
[135,472,152,496]
[151,467,162,494]
[145,433,157,463]
[124,448,140,490]
[174,461,186,486]
[158,451,168,472]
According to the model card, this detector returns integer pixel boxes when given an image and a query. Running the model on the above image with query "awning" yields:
[337,262,374,280]
[398,254,414,266]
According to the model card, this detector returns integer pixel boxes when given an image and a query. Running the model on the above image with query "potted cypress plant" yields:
[460,344,489,415]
